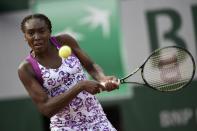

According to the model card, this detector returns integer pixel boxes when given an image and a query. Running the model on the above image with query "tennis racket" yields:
[117,46,196,92]
[119,46,196,92]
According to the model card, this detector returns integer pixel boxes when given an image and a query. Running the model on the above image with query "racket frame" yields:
[120,46,196,92]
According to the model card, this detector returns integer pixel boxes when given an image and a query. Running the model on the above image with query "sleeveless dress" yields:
[28,37,117,131]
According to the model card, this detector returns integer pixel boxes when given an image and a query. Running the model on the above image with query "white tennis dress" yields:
[37,54,116,131]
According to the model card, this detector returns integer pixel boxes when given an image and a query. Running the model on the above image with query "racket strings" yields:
[143,47,194,91]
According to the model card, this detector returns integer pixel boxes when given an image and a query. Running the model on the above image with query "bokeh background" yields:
[0,0,197,131]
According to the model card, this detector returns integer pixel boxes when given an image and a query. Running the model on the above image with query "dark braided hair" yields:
[21,13,52,33]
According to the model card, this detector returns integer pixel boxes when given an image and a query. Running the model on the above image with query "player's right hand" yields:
[80,80,105,94]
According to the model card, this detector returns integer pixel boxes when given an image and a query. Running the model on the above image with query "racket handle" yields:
[99,80,120,92]
[100,82,106,86]
[99,82,105,92]
[117,79,121,84]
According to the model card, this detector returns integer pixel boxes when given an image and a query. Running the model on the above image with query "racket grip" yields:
[99,82,105,92]
[100,80,120,86]
[117,79,120,84]
[100,82,105,86]
[99,80,120,92]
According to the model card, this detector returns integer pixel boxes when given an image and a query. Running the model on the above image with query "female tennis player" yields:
[18,13,119,131]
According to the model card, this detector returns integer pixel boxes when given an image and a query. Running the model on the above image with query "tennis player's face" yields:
[24,18,51,53]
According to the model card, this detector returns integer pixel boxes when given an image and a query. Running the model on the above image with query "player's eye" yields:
[39,29,45,33]
[27,31,34,36]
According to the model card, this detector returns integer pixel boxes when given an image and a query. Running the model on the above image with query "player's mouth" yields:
[34,42,44,49]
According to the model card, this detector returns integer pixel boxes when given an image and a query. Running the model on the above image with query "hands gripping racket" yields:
[117,46,195,92]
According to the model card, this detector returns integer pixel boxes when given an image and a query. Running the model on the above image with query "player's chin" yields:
[33,47,45,53]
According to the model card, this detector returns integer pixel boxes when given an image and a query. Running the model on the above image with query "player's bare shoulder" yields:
[18,60,35,79]
[56,34,79,48]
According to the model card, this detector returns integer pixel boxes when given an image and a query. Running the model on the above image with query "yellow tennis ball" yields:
[59,45,72,58]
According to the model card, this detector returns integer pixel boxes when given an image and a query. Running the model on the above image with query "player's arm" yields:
[18,61,101,117]
[56,34,106,81]
[57,34,119,91]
